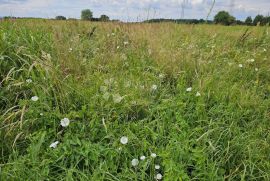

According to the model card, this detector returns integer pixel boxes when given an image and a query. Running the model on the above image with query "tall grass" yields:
[0,19,269,180]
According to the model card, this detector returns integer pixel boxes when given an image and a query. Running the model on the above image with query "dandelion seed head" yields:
[131,158,139,167]
[26,79,32,83]
[155,165,161,170]
[120,136,128,145]
[156,173,163,180]
[140,155,146,160]
[186,87,192,92]
[151,153,157,158]
[31,96,39,102]
[60,118,70,127]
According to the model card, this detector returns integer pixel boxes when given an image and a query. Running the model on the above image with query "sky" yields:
[0,0,269,21]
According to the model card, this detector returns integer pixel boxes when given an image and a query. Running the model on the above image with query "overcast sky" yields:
[0,0,269,21]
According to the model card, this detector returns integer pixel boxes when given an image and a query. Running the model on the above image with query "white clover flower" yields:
[186,87,192,92]
[255,68,259,72]
[247,59,255,63]
[156,173,163,180]
[26,79,32,83]
[151,153,157,158]
[31,96,39,102]
[239,64,243,68]
[50,141,59,149]
[196,92,201,97]
[120,136,128,145]
[131,158,139,167]
[140,155,146,160]
[152,84,158,91]
[155,165,161,170]
[60,118,70,127]
[113,94,124,103]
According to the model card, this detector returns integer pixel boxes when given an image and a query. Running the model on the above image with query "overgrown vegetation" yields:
[0,19,269,180]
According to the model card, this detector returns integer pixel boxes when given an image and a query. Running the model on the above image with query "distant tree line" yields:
[145,11,270,26]
[54,9,110,22]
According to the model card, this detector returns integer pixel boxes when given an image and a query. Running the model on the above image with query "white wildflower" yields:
[120,136,128,145]
[140,155,146,160]
[151,153,157,158]
[238,64,243,68]
[156,173,163,180]
[196,92,201,97]
[159,74,165,79]
[255,68,259,71]
[50,141,59,149]
[117,46,120,49]
[69,48,73,52]
[247,59,255,63]
[40,113,44,116]
[152,85,158,91]
[31,96,39,102]
[26,79,32,83]
[124,41,129,45]
[155,165,161,170]
[186,87,192,92]
[60,118,70,127]
[103,92,110,101]
[131,158,139,167]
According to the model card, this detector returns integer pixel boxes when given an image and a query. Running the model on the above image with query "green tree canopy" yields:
[214,11,236,25]
[55,16,66,20]
[245,16,252,25]
[253,15,264,26]
[100,15,110,22]
[81,9,93,20]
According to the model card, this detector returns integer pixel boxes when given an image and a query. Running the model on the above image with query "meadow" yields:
[0,19,269,180]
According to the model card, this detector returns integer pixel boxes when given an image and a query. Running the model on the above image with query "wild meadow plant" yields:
[0,19,269,180]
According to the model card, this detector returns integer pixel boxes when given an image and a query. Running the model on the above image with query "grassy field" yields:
[0,19,269,180]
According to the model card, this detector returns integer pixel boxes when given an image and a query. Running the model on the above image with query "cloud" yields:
[0,0,269,20]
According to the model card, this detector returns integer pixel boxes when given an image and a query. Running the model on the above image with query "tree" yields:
[214,11,236,25]
[81,9,93,21]
[55,16,66,20]
[245,16,252,25]
[253,15,264,26]
[100,15,110,22]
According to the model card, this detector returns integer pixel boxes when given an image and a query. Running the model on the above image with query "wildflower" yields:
[113,94,124,103]
[247,59,255,63]
[263,48,266,52]
[120,136,128,145]
[152,85,158,91]
[124,41,129,45]
[159,74,165,79]
[151,153,157,158]
[238,64,243,68]
[31,96,39,102]
[40,113,44,116]
[103,92,110,101]
[140,155,146,160]
[196,92,201,97]
[186,87,192,92]
[131,158,139,167]
[156,173,163,180]
[60,118,70,127]
[155,165,161,170]
[111,33,115,36]
[69,48,73,52]
[117,46,120,49]
[26,79,32,83]
[50,141,59,149]
[255,68,259,71]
